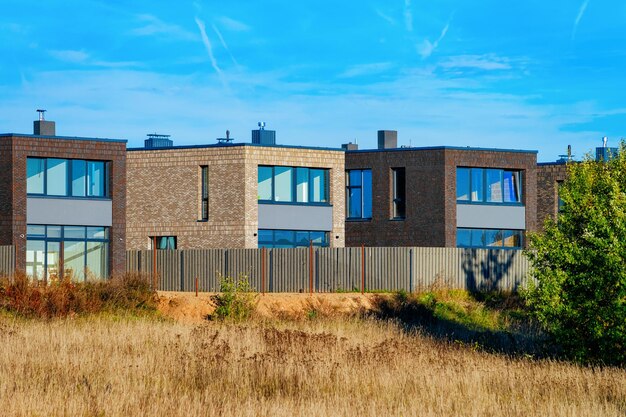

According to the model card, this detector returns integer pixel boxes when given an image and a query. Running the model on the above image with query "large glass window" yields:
[26,225,110,281]
[456,228,523,249]
[258,229,330,248]
[26,157,109,198]
[392,168,406,219]
[346,169,372,219]
[457,167,523,204]
[258,166,330,204]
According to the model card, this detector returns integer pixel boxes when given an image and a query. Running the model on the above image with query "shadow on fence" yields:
[127,247,531,293]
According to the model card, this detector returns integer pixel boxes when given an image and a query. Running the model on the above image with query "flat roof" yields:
[127,142,344,152]
[346,145,538,154]
[0,133,127,143]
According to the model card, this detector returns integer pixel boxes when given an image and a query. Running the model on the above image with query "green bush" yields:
[525,144,626,365]
[211,275,257,321]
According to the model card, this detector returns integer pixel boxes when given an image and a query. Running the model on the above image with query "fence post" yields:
[195,276,198,297]
[261,247,266,295]
[152,236,157,291]
[309,240,313,295]
[361,244,365,295]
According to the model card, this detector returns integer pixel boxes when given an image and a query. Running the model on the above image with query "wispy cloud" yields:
[375,9,396,26]
[131,14,197,41]
[49,49,89,64]
[439,54,512,71]
[404,0,413,32]
[49,49,139,68]
[339,62,393,78]
[417,21,450,59]
[572,0,590,40]
[218,16,250,32]
[212,24,240,67]
[194,17,227,87]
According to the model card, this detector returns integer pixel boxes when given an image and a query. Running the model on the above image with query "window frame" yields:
[456,228,524,249]
[346,168,372,220]
[26,225,110,281]
[26,157,110,199]
[257,229,330,248]
[391,167,406,220]
[456,167,523,205]
[200,165,209,221]
[257,165,330,205]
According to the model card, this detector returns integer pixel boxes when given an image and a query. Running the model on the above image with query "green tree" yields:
[525,145,626,365]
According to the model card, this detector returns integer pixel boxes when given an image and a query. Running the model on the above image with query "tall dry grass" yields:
[0,316,623,417]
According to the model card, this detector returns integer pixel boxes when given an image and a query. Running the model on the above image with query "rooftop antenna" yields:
[258,122,266,130]
[603,136,608,148]
[567,144,572,161]
[36,109,46,121]
[216,129,234,144]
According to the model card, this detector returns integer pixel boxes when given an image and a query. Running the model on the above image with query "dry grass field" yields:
[0,313,624,417]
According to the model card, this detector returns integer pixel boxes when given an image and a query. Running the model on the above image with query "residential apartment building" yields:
[0,113,127,280]
[344,131,537,248]
[126,128,345,250]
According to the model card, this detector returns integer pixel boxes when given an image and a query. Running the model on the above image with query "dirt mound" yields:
[157,291,382,323]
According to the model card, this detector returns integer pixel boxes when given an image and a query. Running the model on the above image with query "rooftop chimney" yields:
[33,109,56,136]
[144,133,173,149]
[252,122,276,145]
[341,142,358,151]
[377,130,397,150]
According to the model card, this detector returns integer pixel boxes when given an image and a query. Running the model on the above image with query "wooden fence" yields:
[0,245,15,276]
[126,247,531,292]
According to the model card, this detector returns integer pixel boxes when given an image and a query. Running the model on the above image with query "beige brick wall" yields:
[126,145,345,249]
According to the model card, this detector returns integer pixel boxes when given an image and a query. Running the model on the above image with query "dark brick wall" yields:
[536,163,569,229]
[346,148,538,247]
[3,135,126,276]
[346,149,447,247]
[0,138,14,246]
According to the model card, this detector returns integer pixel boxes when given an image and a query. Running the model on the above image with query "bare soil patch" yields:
[157,291,381,323]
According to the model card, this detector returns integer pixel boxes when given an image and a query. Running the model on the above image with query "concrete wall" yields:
[126,144,345,250]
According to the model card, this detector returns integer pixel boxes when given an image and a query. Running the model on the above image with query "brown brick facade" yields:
[346,147,537,247]
[126,144,345,249]
[536,163,569,229]
[0,134,127,276]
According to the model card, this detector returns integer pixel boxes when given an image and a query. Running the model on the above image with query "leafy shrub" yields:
[525,144,626,365]
[211,275,257,321]
[0,271,157,318]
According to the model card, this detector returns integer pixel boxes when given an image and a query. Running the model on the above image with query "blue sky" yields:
[1,0,625,161]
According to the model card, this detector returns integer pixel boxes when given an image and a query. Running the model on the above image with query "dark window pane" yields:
[296,168,309,203]
[362,170,372,218]
[47,159,68,196]
[486,169,503,203]
[258,166,273,200]
[471,229,485,247]
[27,158,45,194]
[470,168,484,202]
[27,225,46,238]
[295,231,310,246]
[457,229,471,247]
[348,188,362,218]
[392,168,406,219]
[503,230,523,248]
[258,230,273,244]
[310,231,327,246]
[503,171,522,203]
[349,170,362,186]
[64,226,86,239]
[484,229,503,247]
[87,161,105,197]
[274,167,293,202]
[274,230,294,246]
[71,160,87,197]
[456,168,470,201]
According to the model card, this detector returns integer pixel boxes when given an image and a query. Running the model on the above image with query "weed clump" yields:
[210,275,257,321]
[0,272,157,318]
